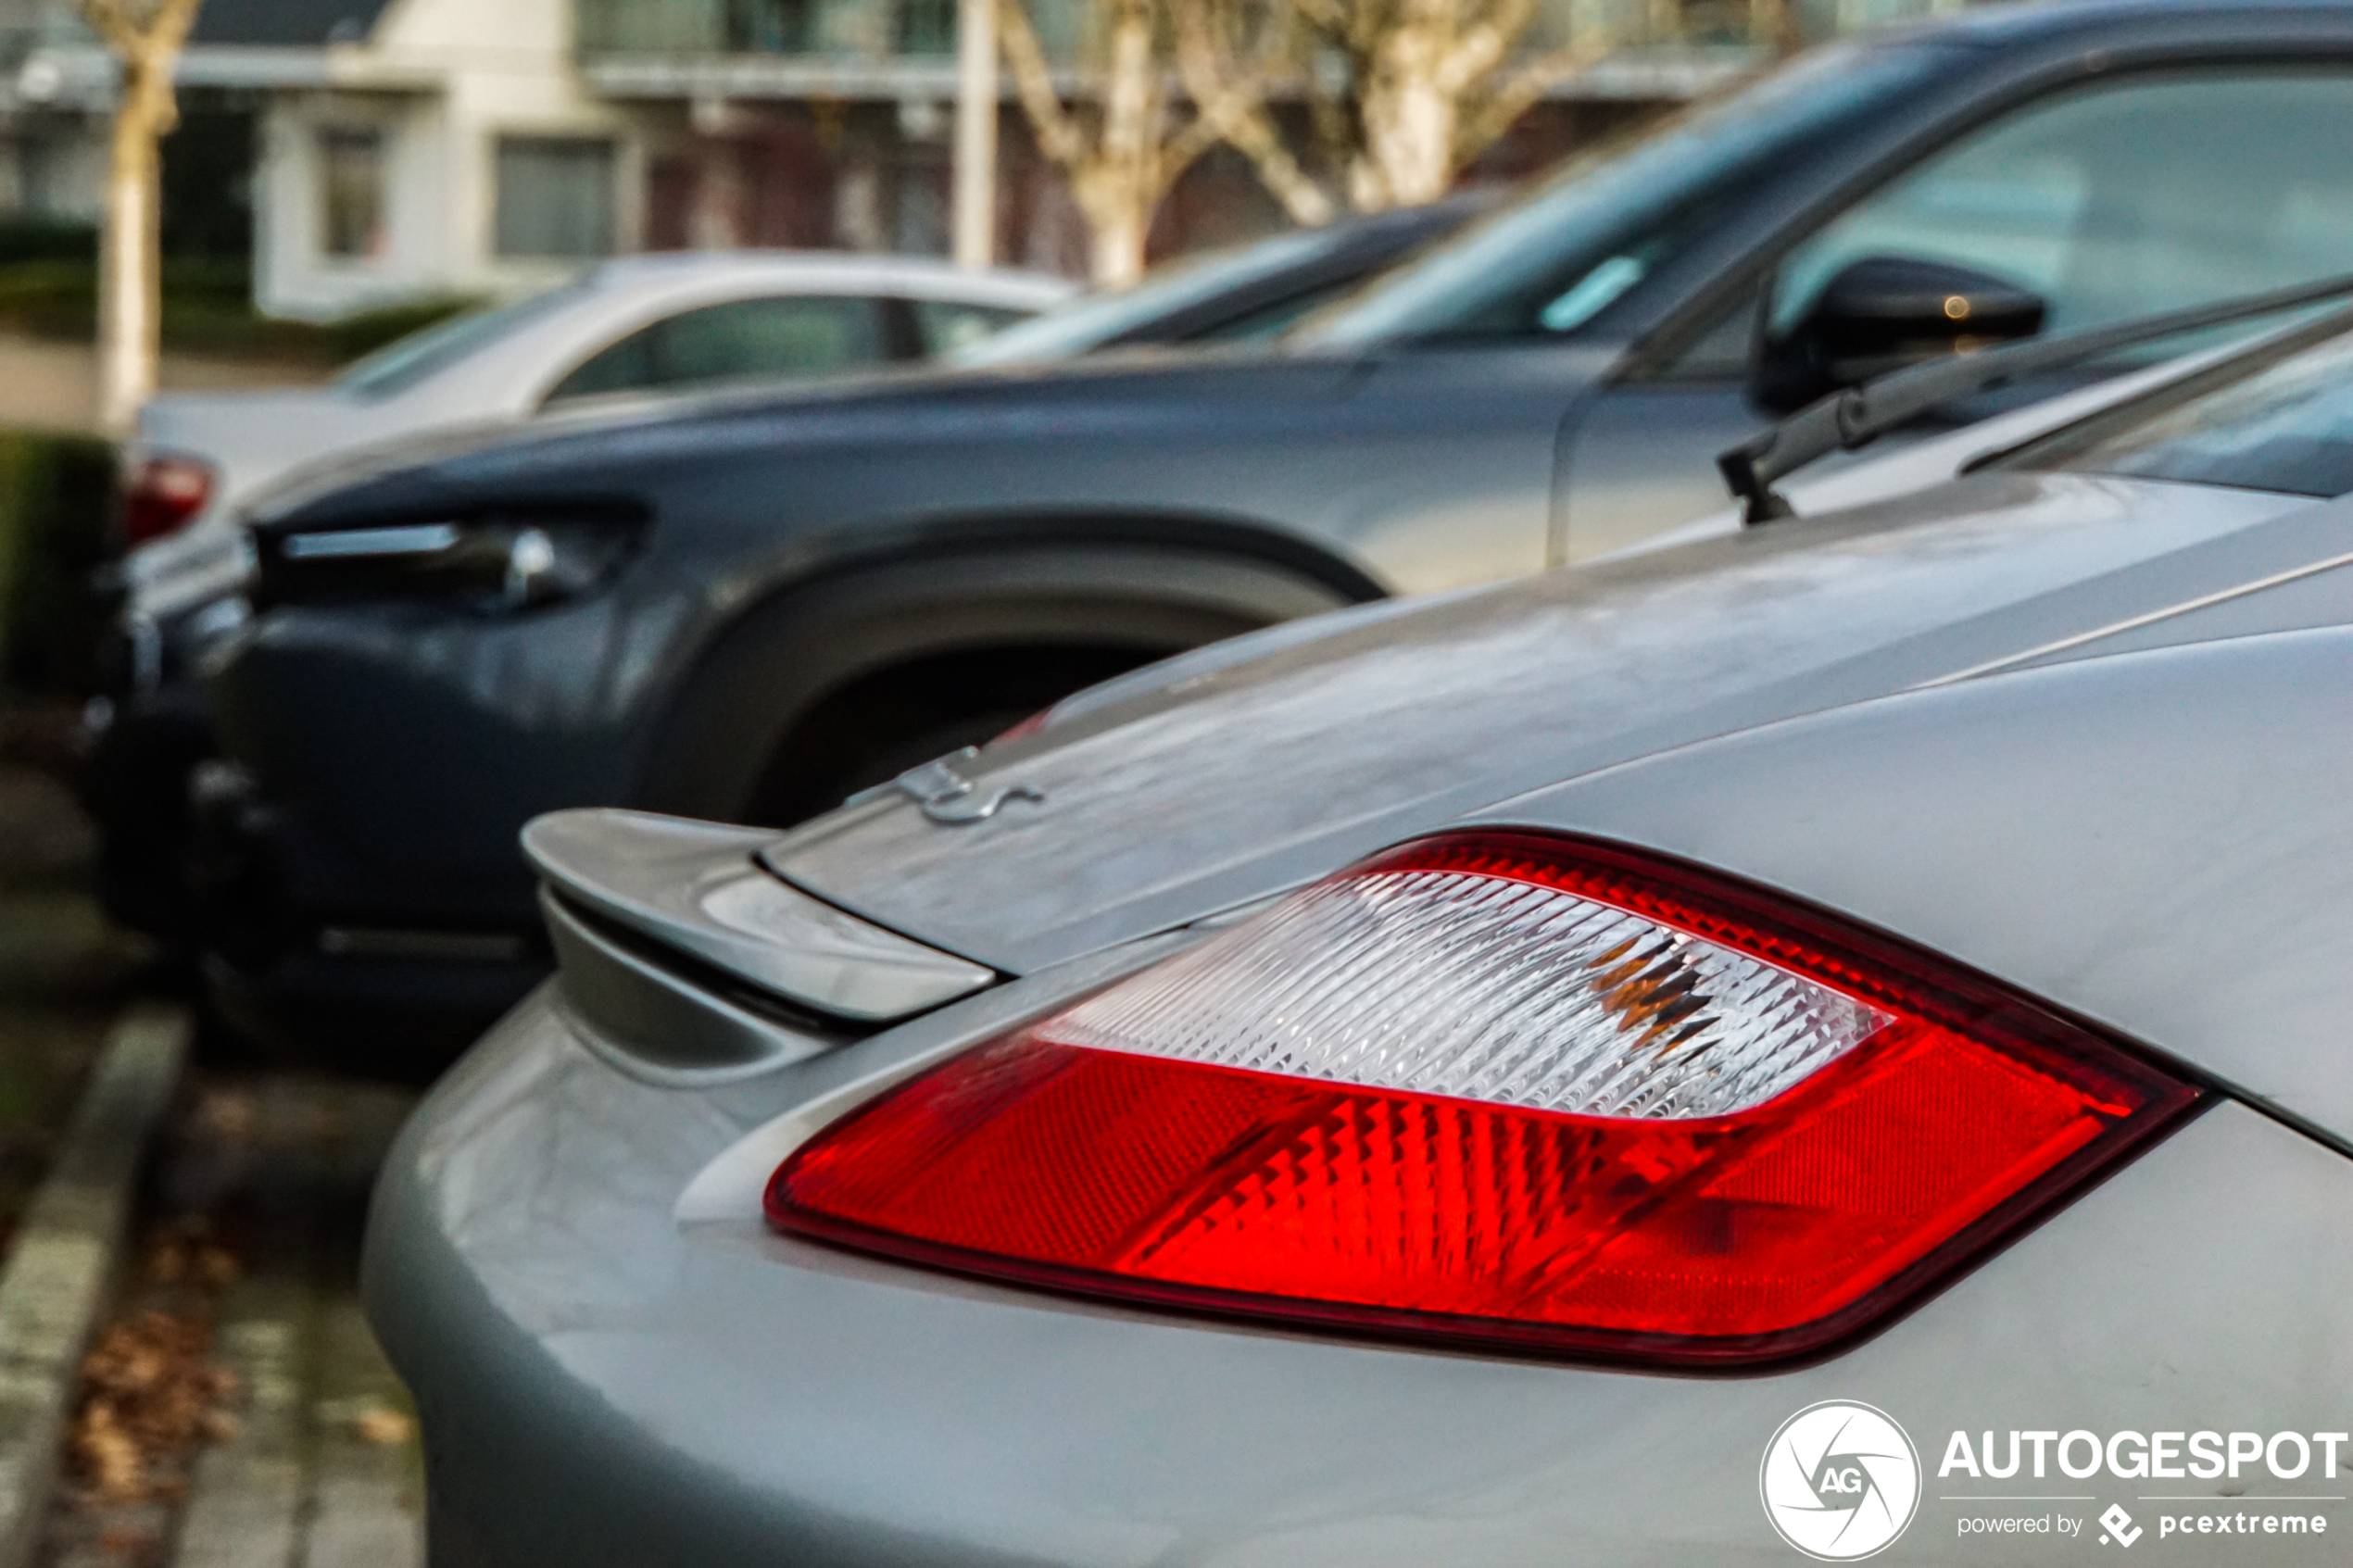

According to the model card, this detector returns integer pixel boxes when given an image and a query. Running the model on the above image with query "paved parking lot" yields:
[0,755,422,1568]
[37,1070,423,1568]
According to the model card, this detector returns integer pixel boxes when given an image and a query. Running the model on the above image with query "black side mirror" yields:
[1755,256,2047,411]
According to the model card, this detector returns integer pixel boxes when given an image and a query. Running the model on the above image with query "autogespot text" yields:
[1939,1429,2349,1482]
[1940,1430,2342,1549]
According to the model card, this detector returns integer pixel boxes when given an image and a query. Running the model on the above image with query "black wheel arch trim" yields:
[626,508,1390,822]
[711,506,1392,611]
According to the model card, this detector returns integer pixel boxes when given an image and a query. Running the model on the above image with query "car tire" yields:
[633,542,1364,828]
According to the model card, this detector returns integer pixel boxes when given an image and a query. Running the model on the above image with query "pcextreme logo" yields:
[1762,1401,1924,1562]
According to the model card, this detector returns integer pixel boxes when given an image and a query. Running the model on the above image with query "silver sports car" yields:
[366,307,2353,1563]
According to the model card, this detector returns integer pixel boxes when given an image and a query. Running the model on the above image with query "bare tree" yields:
[1000,0,1226,285]
[1000,0,1340,282]
[72,0,203,437]
[1299,0,1620,213]
[1748,0,1803,56]
[1172,0,1336,227]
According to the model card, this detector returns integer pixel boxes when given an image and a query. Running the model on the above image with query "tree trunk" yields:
[998,0,1216,287]
[1353,28,1460,211]
[97,52,167,438]
[951,0,999,267]
[1749,0,1800,55]
[1076,169,1151,286]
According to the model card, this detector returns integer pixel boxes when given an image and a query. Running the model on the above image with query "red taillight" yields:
[120,455,216,546]
[767,834,2199,1364]
[990,708,1053,746]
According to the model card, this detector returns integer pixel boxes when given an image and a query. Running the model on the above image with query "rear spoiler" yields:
[522,809,997,1081]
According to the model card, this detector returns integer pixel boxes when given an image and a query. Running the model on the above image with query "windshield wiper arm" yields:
[1718,270,2353,526]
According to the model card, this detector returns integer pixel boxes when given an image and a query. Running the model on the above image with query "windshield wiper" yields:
[1718,270,2353,525]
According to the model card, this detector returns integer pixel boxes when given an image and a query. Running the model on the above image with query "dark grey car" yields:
[203,0,2353,1057]
[85,200,1482,952]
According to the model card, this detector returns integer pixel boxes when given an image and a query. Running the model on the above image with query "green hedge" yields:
[0,433,115,697]
[0,220,97,269]
[0,258,474,366]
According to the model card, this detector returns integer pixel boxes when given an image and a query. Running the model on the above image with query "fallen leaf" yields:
[191,1091,258,1143]
[67,1310,239,1501]
[350,1406,414,1447]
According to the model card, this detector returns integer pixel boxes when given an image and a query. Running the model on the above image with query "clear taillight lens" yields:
[120,454,216,546]
[767,834,2199,1364]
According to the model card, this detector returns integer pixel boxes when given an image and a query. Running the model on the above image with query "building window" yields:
[728,0,815,52]
[494,136,617,259]
[318,126,384,258]
[897,0,956,55]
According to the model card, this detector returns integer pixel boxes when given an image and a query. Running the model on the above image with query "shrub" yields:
[0,433,116,696]
[0,259,473,367]
[0,220,97,269]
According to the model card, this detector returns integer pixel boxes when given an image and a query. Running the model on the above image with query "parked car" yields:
[367,294,2353,1565]
[200,0,2353,1055]
[87,250,1063,941]
[84,206,1480,949]
[948,194,1491,367]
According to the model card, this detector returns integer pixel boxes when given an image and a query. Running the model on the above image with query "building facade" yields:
[0,0,1958,320]
[0,0,640,317]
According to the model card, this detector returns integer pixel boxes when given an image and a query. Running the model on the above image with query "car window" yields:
[1771,70,2353,345]
[338,285,584,398]
[547,295,890,402]
[952,229,1339,366]
[1194,281,1361,343]
[548,327,660,401]
[907,298,1031,357]
[2008,317,2353,496]
[1302,40,1959,347]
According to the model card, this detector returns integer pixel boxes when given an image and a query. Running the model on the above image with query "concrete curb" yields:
[0,1003,191,1568]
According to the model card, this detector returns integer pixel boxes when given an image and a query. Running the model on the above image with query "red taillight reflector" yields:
[120,455,216,546]
[989,708,1053,746]
[767,834,2199,1363]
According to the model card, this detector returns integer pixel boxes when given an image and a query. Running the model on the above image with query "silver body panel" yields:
[770,475,2321,973]
[369,464,2353,1562]
[370,627,2353,1563]
[1498,624,2353,1148]
[523,809,994,1023]
[371,1008,2353,1565]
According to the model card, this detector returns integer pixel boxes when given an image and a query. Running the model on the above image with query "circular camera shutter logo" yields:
[1760,1400,1921,1561]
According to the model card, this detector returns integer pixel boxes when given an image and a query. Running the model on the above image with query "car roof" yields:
[1901,0,2353,47]
[576,251,1076,309]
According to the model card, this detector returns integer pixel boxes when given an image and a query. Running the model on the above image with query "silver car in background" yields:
[366,304,2353,1562]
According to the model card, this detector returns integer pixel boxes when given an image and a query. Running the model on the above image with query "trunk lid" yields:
[770,472,2322,972]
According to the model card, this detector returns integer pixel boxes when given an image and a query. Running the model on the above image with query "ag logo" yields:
[1760,1400,1921,1561]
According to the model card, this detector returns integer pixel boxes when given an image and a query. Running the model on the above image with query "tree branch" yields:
[152,0,206,55]
[998,0,1088,170]
[69,0,145,58]
[1157,107,1226,189]
[1433,0,1531,98]
[1095,0,1161,191]
[1451,31,1611,168]
[1172,0,1338,224]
